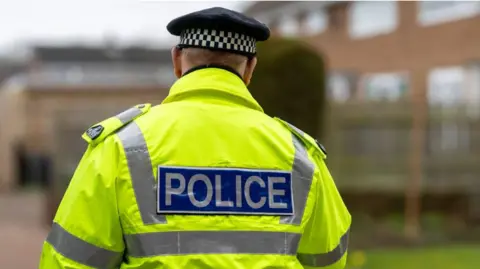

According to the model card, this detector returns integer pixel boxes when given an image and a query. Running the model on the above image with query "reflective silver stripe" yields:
[125,231,301,257]
[280,134,315,225]
[297,228,350,267]
[117,122,166,224]
[287,122,305,137]
[46,222,123,269]
[116,107,143,124]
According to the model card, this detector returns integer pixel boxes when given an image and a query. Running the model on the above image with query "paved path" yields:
[0,192,49,269]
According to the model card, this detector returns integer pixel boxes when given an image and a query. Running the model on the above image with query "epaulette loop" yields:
[274,117,327,159]
[82,103,151,145]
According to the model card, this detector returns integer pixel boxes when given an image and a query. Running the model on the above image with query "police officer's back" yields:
[39,7,351,269]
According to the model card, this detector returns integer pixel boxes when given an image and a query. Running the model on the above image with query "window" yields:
[348,1,398,39]
[427,66,465,107]
[328,72,357,102]
[426,64,480,156]
[360,72,409,102]
[303,10,328,35]
[418,1,480,26]
[278,15,299,37]
[428,64,480,114]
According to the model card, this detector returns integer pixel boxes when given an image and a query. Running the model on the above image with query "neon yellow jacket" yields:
[39,67,351,269]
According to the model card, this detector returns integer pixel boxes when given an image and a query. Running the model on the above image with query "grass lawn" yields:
[347,245,480,269]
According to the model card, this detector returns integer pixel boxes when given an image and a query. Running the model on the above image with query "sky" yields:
[0,0,250,57]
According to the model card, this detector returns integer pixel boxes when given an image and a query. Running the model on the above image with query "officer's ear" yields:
[243,56,257,86]
[171,46,183,79]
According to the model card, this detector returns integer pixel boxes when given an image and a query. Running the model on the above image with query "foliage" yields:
[249,37,326,139]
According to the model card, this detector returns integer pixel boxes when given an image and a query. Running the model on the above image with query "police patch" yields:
[86,125,104,140]
[157,166,294,216]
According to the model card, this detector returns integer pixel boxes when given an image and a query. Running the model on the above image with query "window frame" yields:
[417,1,480,26]
[360,71,410,102]
[278,13,300,37]
[348,1,399,39]
[302,9,328,35]
[427,66,466,107]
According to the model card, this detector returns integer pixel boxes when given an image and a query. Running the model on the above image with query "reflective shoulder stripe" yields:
[117,121,166,225]
[82,103,151,146]
[280,133,315,225]
[124,231,301,257]
[46,222,123,269]
[274,117,327,159]
[297,228,350,267]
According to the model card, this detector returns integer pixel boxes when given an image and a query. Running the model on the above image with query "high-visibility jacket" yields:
[39,66,351,269]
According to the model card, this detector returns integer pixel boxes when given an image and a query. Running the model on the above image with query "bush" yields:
[249,37,326,139]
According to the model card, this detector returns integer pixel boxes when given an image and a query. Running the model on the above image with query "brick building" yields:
[0,46,175,191]
[244,1,480,189]
[244,1,480,106]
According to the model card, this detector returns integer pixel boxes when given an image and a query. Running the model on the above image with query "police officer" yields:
[39,6,351,269]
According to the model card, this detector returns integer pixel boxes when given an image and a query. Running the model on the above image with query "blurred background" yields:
[0,1,479,268]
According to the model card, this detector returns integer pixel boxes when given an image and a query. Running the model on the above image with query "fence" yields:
[325,101,480,224]
[325,101,480,191]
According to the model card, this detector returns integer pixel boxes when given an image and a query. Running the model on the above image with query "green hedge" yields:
[249,38,326,139]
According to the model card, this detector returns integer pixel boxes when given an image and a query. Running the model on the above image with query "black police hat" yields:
[167,7,270,57]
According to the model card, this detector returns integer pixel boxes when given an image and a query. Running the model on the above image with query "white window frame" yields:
[427,66,466,107]
[361,72,409,102]
[278,14,300,37]
[417,1,480,26]
[303,9,328,35]
[328,72,355,103]
[348,1,398,39]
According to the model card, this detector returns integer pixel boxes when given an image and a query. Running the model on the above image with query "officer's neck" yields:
[182,64,244,81]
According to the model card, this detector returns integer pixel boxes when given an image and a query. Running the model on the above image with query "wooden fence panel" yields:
[325,102,480,195]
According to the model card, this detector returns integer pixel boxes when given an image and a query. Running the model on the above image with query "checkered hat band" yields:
[179,28,256,54]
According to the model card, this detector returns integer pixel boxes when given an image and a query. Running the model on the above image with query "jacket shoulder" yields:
[274,117,327,159]
[82,103,152,146]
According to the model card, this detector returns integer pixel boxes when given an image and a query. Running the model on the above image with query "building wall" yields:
[23,88,169,154]
[258,1,480,104]
[305,2,480,72]
[0,88,28,192]
[0,87,169,191]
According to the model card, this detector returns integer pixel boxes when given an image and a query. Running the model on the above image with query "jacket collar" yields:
[162,66,263,112]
